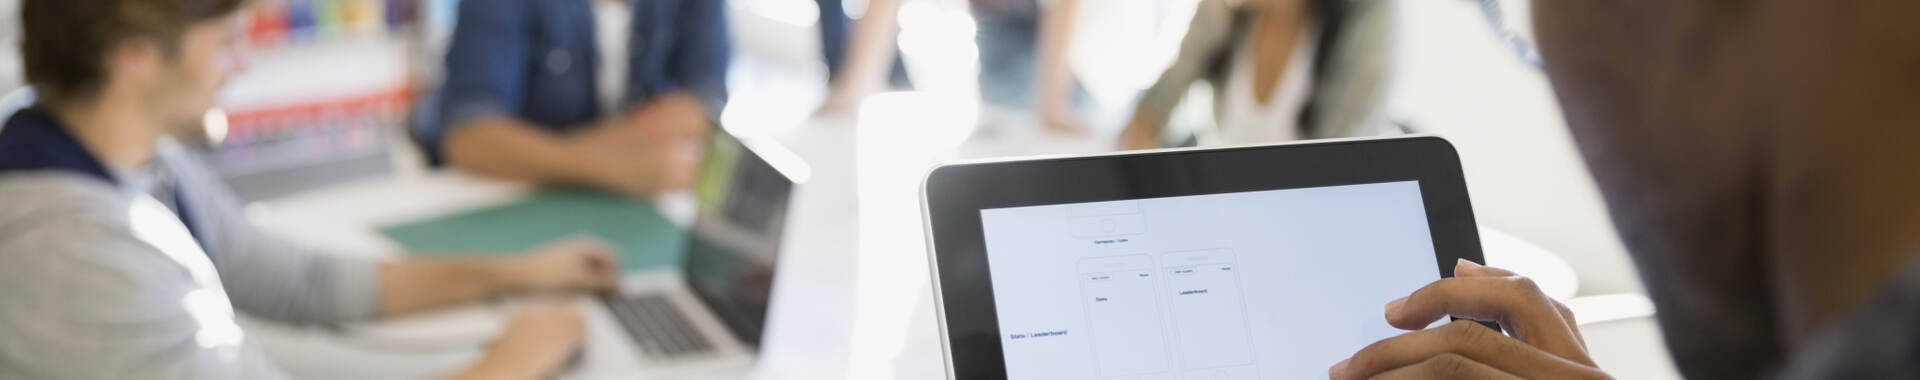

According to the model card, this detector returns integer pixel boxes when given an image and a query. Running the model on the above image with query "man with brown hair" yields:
[1327,0,1920,378]
[0,1,624,378]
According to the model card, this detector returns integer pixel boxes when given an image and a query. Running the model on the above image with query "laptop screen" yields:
[975,181,1441,379]
[682,131,794,347]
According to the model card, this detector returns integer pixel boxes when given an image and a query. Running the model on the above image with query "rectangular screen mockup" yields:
[977,181,1439,380]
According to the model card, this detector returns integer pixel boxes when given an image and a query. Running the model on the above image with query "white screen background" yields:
[979,181,1441,379]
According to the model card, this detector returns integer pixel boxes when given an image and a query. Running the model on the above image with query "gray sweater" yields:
[0,139,381,379]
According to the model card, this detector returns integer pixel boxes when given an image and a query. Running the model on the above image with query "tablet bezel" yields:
[919,135,1485,380]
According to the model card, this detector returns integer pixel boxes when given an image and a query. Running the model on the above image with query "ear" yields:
[105,38,164,86]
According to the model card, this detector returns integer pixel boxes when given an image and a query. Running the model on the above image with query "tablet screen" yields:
[977,180,1440,379]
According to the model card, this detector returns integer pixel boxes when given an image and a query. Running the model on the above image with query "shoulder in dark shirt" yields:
[1777,260,1920,379]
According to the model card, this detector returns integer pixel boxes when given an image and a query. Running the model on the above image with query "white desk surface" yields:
[248,122,866,380]
[245,110,1656,379]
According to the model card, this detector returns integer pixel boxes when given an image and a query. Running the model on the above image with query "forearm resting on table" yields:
[443,117,596,186]
[378,259,526,317]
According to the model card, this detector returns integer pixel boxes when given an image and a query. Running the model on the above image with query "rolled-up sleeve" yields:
[422,0,533,163]
[211,228,384,326]
[667,0,733,116]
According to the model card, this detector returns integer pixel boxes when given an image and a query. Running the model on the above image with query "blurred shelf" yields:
[210,0,424,201]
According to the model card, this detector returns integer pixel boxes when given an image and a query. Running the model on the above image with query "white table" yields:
[247,97,1599,379]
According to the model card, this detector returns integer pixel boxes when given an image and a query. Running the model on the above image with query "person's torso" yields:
[515,0,684,130]
[0,110,260,378]
[1216,22,1317,145]
[1201,0,1370,139]
[593,0,634,115]
[0,109,224,258]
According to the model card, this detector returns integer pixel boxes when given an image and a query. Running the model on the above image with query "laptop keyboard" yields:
[603,294,717,359]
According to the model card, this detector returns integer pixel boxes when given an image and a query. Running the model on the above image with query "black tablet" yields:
[920,136,1485,380]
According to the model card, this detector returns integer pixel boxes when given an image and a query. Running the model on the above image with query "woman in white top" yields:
[1119,0,1394,149]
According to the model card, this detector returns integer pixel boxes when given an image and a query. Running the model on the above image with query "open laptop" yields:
[596,128,805,369]
[920,136,1487,379]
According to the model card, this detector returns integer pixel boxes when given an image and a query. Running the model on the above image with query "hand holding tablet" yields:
[1329,259,1608,380]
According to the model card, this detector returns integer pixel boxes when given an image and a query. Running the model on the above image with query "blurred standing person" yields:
[819,0,1085,130]
[972,0,1089,134]
[1118,0,1393,149]
[815,0,914,116]
[0,0,626,378]
[421,0,731,198]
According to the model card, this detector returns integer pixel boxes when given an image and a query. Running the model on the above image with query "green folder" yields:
[378,189,686,273]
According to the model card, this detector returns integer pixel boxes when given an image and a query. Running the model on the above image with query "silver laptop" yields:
[597,129,804,370]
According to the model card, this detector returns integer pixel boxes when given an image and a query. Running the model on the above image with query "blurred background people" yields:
[971,0,1088,133]
[419,0,731,198]
[822,0,1092,133]
[1119,0,1393,149]
[0,0,618,378]
[813,0,913,116]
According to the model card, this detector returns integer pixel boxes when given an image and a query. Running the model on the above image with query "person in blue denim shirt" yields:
[422,0,730,198]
